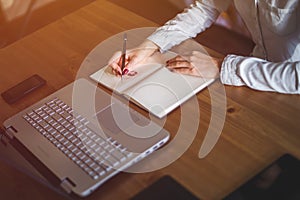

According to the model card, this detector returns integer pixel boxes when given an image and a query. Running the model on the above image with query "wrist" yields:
[215,56,225,72]
[139,39,160,52]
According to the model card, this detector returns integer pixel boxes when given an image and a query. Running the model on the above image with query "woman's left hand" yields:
[166,51,224,78]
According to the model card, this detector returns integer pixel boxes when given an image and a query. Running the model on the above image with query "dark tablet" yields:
[131,175,199,200]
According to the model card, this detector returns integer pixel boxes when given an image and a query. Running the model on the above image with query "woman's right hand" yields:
[108,39,159,76]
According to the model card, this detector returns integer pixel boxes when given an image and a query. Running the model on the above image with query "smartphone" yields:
[1,74,46,104]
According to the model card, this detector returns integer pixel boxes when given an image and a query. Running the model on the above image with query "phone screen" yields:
[1,74,46,104]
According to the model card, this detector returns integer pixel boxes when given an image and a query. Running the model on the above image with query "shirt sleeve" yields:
[147,0,231,52]
[220,55,300,94]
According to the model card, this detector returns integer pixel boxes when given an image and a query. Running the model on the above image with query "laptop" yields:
[1,78,170,197]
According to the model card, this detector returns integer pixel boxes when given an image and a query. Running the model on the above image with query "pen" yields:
[121,33,127,79]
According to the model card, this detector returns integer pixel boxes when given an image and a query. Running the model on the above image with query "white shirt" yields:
[148,0,300,94]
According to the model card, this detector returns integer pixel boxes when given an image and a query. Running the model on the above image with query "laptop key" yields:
[111,149,127,162]
[93,166,106,176]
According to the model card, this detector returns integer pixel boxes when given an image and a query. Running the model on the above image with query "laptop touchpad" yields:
[95,103,140,134]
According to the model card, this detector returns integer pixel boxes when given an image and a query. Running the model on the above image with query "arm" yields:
[221,55,300,94]
[148,0,232,52]
[108,0,232,75]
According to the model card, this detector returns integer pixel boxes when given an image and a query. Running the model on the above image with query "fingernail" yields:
[122,68,129,75]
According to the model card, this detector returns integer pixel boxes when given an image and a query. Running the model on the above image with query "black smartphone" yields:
[1,74,46,104]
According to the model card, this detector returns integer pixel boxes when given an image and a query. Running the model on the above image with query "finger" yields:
[166,60,192,69]
[166,55,187,64]
[108,51,123,76]
[170,67,201,77]
[117,54,130,65]
[110,62,122,75]
[112,68,121,76]
[115,54,131,75]
[122,68,129,75]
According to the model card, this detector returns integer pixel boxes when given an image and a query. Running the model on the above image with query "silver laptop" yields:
[2,78,170,197]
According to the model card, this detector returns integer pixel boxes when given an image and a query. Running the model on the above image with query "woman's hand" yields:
[108,39,159,76]
[166,51,224,78]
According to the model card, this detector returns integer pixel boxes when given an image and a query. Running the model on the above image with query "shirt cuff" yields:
[147,30,190,53]
[220,55,245,86]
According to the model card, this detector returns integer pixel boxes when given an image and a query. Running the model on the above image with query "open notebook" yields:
[90,52,215,118]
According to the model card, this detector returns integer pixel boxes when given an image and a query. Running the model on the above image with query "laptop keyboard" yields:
[23,98,133,180]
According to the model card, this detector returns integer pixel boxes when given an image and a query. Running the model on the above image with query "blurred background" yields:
[0,0,253,54]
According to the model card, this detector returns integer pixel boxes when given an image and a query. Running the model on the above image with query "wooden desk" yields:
[1,1,300,199]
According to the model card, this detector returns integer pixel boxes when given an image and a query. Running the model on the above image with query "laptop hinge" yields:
[0,127,8,146]
[60,178,76,194]
[5,126,16,140]
[0,127,15,146]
